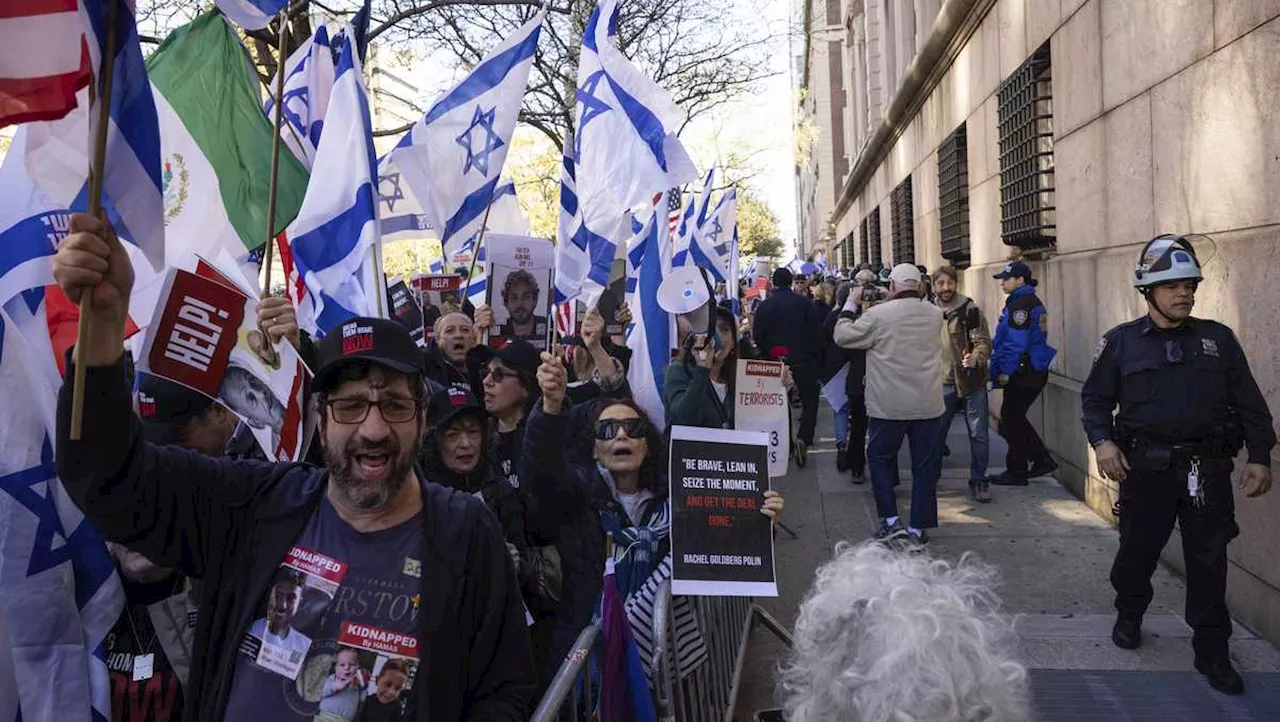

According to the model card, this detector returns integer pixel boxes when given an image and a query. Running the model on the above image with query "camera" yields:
[861,285,880,303]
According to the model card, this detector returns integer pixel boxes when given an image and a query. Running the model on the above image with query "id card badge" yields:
[132,653,155,681]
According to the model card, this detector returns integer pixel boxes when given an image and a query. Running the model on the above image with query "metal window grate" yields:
[859,216,870,265]
[938,122,971,267]
[997,42,1056,251]
[866,208,882,266]
[890,176,914,264]
[841,233,855,270]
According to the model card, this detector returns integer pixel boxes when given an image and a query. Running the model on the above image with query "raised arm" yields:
[52,213,277,578]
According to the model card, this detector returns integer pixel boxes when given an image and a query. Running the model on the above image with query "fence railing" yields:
[530,623,601,722]
[533,582,794,722]
[652,580,793,722]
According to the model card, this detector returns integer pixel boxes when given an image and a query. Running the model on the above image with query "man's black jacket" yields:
[56,361,535,721]
[753,287,820,362]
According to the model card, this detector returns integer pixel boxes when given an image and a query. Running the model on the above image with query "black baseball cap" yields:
[475,338,541,376]
[134,372,215,445]
[427,384,486,429]
[314,316,424,392]
[993,261,1032,281]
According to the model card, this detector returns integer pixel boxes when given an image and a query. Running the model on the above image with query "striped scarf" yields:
[595,465,707,682]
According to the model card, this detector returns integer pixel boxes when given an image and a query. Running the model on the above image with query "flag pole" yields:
[70,0,121,441]
[465,203,495,343]
[260,13,290,299]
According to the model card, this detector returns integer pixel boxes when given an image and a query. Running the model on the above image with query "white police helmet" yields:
[1134,234,1203,289]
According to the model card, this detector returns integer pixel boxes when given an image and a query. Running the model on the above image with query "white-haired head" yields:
[780,542,1030,722]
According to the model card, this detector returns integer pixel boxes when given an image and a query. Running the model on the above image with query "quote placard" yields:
[668,425,777,597]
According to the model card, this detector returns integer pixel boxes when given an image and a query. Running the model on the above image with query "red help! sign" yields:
[147,270,247,398]
[411,274,462,292]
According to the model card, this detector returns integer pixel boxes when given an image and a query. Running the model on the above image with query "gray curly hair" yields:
[780,542,1031,722]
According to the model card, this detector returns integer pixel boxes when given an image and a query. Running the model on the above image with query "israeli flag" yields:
[215,0,288,31]
[264,25,335,169]
[388,11,545,256]
[0,128,66,307]
[0,305,125,722]
[287,30,381,337]
[552,138,621,309]
[626,196,674,431]
[488,180,531,236]
[22,0,164,271]
[574,0,698,256]
[690,187,736,283]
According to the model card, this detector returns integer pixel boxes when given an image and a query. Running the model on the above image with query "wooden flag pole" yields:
[70,0,120,441]
[260,14,290,299]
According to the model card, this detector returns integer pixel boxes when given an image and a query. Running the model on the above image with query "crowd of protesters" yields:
[47,209,1275,722]
[52,212,790,721]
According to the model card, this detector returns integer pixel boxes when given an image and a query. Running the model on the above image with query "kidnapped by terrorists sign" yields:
[668,425,777,597]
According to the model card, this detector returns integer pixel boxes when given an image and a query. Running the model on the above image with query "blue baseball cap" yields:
[993,261,1032,281]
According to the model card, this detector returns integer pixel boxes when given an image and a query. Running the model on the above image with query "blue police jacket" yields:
[991,285,1056,383]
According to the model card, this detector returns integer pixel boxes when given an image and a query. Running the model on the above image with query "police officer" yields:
[990,261,1058,485]
[1082,234,1275,695]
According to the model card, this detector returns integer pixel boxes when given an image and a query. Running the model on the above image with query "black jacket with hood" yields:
[56,361,535,722]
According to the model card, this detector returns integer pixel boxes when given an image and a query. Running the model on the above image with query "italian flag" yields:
[143,10,308,291]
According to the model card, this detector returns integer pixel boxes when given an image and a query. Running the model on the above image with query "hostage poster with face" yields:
[138,254,313,461]
[485,234,554,351]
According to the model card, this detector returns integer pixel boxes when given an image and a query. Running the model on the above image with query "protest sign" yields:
[140,260,313,462]
[668,425,777,597]
[410,274,465,341]
[386,276,425,347]
[485,234,554,350]
[734,360,790,478]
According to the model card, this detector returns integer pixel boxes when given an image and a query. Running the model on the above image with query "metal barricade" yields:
[652,580,794,722]
[530,624,601,722]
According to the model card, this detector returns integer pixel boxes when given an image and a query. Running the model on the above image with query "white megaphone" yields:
[657,266,718,350]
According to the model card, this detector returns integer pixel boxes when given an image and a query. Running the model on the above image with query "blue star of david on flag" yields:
[705,216,724,246]
[574,70,611,159]
[0,437,65,578]
[379,171,405,213]
[456,106,506,177]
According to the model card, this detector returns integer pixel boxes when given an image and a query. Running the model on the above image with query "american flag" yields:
[665,187,683,236]
[0,0,90,128]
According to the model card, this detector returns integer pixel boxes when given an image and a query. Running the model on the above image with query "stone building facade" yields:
[798,0,1280,644]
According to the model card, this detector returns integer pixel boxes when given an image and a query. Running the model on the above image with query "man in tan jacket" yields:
[834,264,944,548]
[932,267,995,503]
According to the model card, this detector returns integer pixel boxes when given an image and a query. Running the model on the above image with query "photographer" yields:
[834,265,945,548]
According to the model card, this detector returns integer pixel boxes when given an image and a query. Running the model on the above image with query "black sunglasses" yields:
[594,417,647,441]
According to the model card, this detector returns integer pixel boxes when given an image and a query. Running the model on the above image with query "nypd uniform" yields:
[990,262,1057,480]
[1081,234,1275,694]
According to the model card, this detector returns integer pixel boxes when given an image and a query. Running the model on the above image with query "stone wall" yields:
[828,0,1280,643]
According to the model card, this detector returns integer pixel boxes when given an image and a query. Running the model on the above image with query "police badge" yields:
[1012,309,1029,326]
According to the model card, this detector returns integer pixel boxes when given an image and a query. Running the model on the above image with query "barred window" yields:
[938,122,970,267]
[841,233,855,269]
[890,177,914,264]
[997,42,1055,251]
[859,216,869,265]
[866,208,882,267]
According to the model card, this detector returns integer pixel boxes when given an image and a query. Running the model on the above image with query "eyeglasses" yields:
[326,397,419,425]
[485,367,521,384]
[595,417,647,441]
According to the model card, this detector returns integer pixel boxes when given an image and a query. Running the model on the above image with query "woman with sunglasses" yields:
[664,306,794,429]
[524,350,784,670]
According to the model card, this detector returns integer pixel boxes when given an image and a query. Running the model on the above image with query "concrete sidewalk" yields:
[735,407,1280,720]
